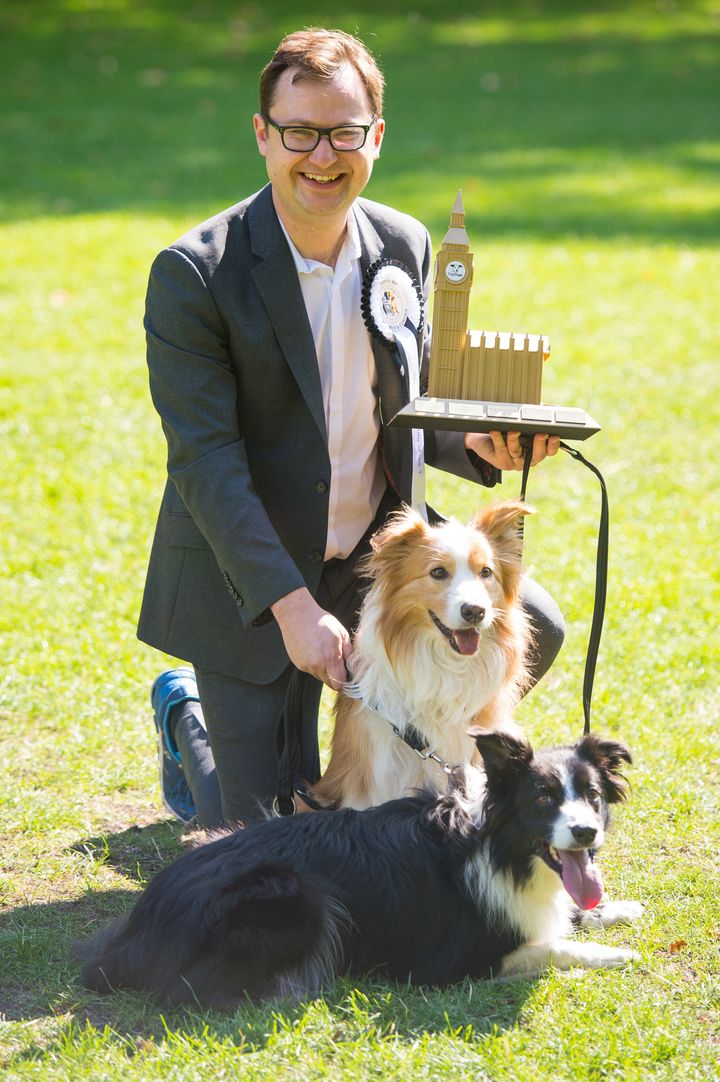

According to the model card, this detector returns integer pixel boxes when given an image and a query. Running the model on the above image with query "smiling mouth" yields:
[301,172,343,185]
[429,611,481,656]
[538,841,604,911]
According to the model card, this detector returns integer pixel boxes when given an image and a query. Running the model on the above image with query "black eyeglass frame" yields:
[262,114,378,152]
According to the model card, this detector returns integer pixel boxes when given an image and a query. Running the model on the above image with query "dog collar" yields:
[347,685,457,775]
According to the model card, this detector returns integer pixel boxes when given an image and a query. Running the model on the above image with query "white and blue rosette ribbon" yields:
[361,259,427,519]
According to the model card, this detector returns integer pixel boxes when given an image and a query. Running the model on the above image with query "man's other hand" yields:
[271,587,351,688]
[465,430,560,471]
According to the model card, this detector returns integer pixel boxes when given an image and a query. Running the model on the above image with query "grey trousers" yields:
[171,570,565,829]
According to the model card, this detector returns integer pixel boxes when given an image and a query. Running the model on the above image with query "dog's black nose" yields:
[571,825,597,845]
[461,603,485,624]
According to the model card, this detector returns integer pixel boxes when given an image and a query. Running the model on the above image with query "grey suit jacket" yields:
[137,184,496,682]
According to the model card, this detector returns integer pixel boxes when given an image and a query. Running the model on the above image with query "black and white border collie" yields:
[77,731,641,1007]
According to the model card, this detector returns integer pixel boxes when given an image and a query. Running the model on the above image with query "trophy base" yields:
[390,398,601,441]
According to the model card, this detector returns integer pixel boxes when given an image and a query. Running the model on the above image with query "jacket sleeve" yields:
[144,246,306,624]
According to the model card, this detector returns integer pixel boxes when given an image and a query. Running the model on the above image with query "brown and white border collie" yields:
[308,500,534,810]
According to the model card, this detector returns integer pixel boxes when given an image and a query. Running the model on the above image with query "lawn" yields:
[1,0,719,1078]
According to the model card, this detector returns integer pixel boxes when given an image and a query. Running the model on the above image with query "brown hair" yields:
[259,28,384,117]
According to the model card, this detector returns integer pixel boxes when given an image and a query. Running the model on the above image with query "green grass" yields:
[1,0,719,1077]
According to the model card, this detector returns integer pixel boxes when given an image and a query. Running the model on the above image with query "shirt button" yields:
[308,549,323,564]
[314,480,328,494]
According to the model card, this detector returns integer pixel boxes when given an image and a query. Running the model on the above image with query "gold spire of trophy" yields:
[427,191,549,403]
[389,191,600,441]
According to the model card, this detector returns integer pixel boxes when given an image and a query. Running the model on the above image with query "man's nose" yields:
[307,135,339,166]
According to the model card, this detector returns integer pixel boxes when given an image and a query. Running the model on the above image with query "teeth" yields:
[304,173,340,183]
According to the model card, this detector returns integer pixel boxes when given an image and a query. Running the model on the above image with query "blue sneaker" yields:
[151,667,200,823]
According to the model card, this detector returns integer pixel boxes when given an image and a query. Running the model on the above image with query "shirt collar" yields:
[277,211,361,276]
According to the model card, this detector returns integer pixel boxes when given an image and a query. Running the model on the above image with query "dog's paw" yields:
[580,900,644,929]
[596,946,641,967]
[499,939,640,978]
[566,942,640,970]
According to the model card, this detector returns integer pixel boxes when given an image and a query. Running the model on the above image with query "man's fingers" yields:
[529,433,561,465]
[324,652,350,689]
[314,615,351,688]
[507,433,526,465]
[488,431,515,469]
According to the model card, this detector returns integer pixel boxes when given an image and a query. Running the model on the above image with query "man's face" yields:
[254,62,384,233]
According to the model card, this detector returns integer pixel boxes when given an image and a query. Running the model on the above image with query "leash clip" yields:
[392,725,453,774]
[272,794,296,817]
[427,750,455,775]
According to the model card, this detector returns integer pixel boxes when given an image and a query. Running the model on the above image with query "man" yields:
[139,29,562,828]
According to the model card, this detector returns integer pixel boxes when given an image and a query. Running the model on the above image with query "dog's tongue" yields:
[557,849,604,910]
[452,628,480,655]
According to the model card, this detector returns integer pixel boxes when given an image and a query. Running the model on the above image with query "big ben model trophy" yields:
[392,191,601,441]
[427,191,474,399]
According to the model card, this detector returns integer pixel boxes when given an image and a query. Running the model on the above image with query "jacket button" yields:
[223,571,242,604]
[314,480,328,494]
[308,549,323,564]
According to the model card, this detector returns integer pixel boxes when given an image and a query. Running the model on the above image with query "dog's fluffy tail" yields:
[75,861,349,1007]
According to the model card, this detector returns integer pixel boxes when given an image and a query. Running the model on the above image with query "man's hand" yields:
[464,430,560,472]
[271,587,352,689]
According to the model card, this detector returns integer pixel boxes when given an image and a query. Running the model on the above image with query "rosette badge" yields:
[361,259,424,345]
[361,258,427,517]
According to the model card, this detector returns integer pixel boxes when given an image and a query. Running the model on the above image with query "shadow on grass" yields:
[0,888,534,1055]
[0,819,185,1028]
[70,818,188,884]
[2,0,719,242]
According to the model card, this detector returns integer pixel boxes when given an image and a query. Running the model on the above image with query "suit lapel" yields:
[249,186,327,441]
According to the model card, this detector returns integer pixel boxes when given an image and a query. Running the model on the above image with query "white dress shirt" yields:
[279,212,386,560]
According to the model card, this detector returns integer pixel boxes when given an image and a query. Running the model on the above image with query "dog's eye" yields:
[479,566,493,579]
[430,567,448,580]
[588,787,602,806]
[535,787,553,807]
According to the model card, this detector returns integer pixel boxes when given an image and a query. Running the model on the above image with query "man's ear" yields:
[468,727,534,780]
[372,117,385,158]
[253,113,268,157]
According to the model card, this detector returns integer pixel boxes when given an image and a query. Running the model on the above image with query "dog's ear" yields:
[472,501,534,596]
[473,500,534,551]
[369,505,428,554]
[577,734,632,804]
[359,505,430,582]
[469,727,534,780]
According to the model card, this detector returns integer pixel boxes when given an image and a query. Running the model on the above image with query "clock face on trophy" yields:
[445,259,467,283]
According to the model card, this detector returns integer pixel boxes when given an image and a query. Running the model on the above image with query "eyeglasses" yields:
[263,114,377,152]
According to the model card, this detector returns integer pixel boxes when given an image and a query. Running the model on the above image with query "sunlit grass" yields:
[1,1,719,1078]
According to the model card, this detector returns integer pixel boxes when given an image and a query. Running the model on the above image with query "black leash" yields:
[273,668,326,816]
[519,439,609,735]
[560,441,609,736]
